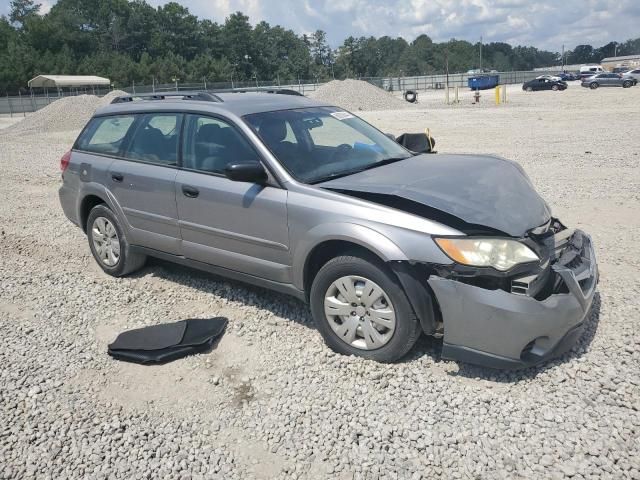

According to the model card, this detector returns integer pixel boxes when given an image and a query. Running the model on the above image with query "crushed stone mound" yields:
[308,79,411,111]
[4,90,128,135]
[97,89,128,108]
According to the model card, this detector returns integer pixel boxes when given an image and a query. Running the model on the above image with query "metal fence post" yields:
[7,93,12,117]
[18,90,26,117]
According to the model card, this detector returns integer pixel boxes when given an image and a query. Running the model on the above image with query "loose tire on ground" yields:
[310,254,421,362]
[87,204,146,277]
[403,90,418,103]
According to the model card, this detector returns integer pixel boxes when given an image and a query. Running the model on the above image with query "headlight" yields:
[434,237,539,271]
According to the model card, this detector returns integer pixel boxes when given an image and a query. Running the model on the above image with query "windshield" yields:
[244,107,412,183]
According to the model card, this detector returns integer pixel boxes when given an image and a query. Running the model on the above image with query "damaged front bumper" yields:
[428,229,598,369]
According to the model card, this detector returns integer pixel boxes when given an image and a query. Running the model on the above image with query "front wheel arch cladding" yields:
[389,262,438,335]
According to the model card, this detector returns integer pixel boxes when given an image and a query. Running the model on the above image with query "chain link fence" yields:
[1,70,544,117]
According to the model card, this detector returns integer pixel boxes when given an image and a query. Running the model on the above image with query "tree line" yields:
[1,0,639,94]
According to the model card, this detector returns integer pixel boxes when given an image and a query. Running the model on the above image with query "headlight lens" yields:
[434,237,539,271]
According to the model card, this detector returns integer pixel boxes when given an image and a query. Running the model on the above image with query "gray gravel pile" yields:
[4,90,127,135]
[309,79,411,111]
[1,84,639,479]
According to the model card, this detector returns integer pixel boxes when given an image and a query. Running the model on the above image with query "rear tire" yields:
[590,83,599,89]
[310,254,421,363]
[87,204,146,277]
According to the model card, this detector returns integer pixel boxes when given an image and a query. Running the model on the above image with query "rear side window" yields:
[124,113,182,166]
[76,115,135,155]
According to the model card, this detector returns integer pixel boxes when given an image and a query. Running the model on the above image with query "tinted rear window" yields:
[76,116,135,155]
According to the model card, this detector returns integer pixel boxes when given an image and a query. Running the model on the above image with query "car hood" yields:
[318,154,551,237]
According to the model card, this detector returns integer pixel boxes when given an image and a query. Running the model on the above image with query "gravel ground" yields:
[1,82,639,480]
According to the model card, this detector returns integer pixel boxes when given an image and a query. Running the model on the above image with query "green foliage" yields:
[0,0,637,94]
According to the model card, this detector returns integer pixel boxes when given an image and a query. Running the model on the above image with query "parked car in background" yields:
[622,69,640,84]
[579,65,605,79]
[523,78,568,91]
[557,72,579,81]
[581,73,635,89]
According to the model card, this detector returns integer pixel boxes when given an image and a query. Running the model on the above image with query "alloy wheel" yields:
[92,216,120,267]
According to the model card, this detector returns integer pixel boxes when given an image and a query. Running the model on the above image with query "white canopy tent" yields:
[28,75,111,88]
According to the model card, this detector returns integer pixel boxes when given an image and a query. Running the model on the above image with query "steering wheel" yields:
[330,143,353,163]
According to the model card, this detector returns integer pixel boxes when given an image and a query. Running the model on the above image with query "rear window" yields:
[76,115,135,155]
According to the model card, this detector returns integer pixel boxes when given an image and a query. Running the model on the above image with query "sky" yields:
[1,0,638,51]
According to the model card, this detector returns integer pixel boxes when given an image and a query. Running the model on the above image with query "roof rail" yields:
[111,88,305,104]
[228,87,304,96]
[111,91,223,104]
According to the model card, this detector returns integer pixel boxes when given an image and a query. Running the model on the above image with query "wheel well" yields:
[79,195,106,232]
[303,240,383,300]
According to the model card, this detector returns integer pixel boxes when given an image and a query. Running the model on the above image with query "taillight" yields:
[60,150,71,172]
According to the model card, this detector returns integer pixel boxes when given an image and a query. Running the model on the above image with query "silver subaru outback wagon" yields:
[59,90,598,368]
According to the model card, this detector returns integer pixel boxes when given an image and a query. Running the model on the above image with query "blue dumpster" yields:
[468,75,500,90]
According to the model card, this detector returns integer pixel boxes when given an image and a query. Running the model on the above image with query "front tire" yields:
[526,86,533,92]
[551,85,559,91]
[310,254,421,362]
[590,82,599,89]
[87,204,146,277]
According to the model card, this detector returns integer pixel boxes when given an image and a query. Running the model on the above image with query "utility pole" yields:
[479,35,483,71]
[562,44,565,70]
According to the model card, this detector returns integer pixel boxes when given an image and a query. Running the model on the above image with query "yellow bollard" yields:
[495,86,501,105]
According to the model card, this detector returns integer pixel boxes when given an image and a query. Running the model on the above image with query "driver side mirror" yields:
[224,161,268,183]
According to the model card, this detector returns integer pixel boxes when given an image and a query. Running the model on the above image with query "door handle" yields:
[182,185,199,198]
[111,172,124,182]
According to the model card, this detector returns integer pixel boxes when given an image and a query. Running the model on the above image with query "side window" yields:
[76,115,135,155]
[182,114,260,174]
[124,113,181,166]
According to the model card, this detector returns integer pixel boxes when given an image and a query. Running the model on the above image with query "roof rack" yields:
[111,91,223,104]
[228,88,304,97]
[110,88,304,104]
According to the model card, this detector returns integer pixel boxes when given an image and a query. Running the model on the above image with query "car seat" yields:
[259,119,298,168]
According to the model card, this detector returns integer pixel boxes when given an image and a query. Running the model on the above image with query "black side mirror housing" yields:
[224,161,268,183]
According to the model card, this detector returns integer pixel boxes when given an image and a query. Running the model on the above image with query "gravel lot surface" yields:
[1,82,639,479]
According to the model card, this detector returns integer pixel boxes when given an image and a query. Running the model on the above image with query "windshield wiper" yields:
[310,156,410,184]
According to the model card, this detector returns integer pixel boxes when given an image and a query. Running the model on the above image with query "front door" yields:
[175,114,290,283]
[108,112,183,255]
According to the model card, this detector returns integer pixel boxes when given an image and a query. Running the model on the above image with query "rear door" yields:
[175,114,290,282]
[108,112,183,255]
